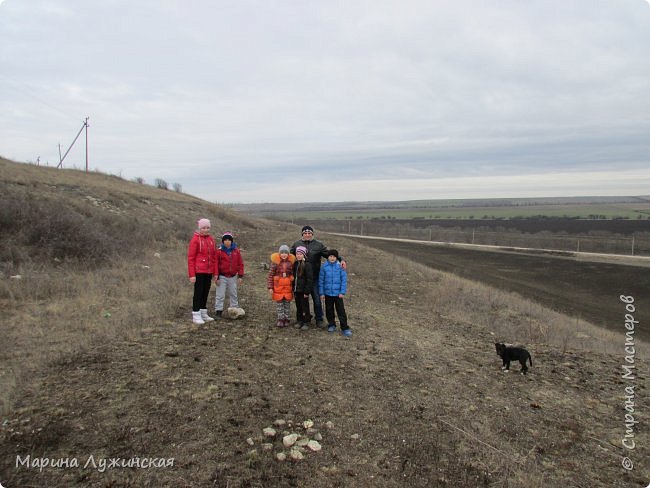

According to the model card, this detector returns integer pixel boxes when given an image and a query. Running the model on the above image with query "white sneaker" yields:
[200,309,215,322]
[192,311,205,325]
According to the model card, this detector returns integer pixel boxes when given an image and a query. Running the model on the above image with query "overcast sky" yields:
[1,1,649,203]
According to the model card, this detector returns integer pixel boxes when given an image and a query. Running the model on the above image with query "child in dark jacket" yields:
[293,246,313,330]
[267,244,296,327]
[318,249,351,337]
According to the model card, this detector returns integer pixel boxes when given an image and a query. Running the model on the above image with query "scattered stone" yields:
[296,437,310,447]
[314,432,323,441]
[303,419,314,429]
[164,351,179,357]
[290,449,304,461]
[273,419,286,427]
[9,275,22,280]
[275,452,286,462]
[262,443,274,451]
[306,428,318,435]
[307,440,322,452]
[246,438,255,446]
[226,307,246,319]
[263,427,276,438]
[154,252,161,258]
[283,433,299,447]
[325,421,334,429]
[350,433,360,440]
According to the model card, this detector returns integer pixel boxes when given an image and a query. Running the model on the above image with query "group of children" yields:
[188,218,351,337]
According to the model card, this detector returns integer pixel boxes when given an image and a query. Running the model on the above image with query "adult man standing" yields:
[291,225,345,327]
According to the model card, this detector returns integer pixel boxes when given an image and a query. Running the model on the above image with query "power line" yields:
[0,74,73,119]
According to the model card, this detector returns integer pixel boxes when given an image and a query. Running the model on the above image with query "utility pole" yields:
[57,117,89,169]
[85,116,89,172]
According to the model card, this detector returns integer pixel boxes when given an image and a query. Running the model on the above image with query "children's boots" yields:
[200,309,215,322]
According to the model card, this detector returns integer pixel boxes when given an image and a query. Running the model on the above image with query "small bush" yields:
[25,207,117,263]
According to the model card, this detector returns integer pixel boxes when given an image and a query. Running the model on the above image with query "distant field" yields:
[351,236,650,341]
[238,200,650,220]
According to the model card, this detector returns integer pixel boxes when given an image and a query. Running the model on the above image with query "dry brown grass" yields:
[423,264,644,356]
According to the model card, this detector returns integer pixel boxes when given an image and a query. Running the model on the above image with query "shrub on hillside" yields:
[25,206,118,264]
[0,193,117,266]
[0,174,253,273]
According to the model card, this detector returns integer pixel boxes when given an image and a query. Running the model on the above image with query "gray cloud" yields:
[1,0,649,201]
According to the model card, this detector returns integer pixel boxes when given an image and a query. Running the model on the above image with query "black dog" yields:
[495,342,533,375]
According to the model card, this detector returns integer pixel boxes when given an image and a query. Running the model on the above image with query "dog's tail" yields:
[528,354,533,367]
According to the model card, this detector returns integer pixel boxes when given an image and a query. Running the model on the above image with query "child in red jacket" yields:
[214,231,245,319]
[267,244,296,327]
[187,218,218,324]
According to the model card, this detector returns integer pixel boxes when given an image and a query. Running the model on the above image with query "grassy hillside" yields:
[0,157,259,414]
[0,158,648,487]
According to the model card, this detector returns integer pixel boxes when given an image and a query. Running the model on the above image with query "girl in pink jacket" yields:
[187,218,218,324]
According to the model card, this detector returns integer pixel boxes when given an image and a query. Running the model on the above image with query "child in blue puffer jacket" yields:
[318,249,351,337]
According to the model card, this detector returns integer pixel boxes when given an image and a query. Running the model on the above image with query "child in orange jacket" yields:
[267,244,296,327]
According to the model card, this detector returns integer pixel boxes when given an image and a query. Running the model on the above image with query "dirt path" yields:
[1,233,648,487]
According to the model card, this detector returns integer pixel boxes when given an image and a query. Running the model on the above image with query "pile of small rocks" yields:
[246,418,334,462]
